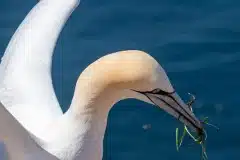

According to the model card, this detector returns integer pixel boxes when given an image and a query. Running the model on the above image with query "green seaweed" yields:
[175,127,186,151]
[176,119,208,159]
[175,93,219,160]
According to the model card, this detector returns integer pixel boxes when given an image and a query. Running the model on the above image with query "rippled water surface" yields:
[0,0,240,159]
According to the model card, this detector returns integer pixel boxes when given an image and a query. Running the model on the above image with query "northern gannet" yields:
[0,0,202,159]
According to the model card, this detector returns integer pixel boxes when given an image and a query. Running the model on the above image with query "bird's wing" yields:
[0,0,79,131]
[0,102,59,160]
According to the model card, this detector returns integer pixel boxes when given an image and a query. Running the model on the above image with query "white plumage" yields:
[0,0,202,159]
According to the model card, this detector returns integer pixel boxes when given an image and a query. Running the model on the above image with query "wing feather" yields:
[0,0,79,133]
[0,102,58,160]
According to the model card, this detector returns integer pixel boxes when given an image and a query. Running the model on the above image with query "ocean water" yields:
[0,0,240,159]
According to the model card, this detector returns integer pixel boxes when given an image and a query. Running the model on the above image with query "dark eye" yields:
[151,88,161,94]
[150,88,175,95]
[151,88,168,95]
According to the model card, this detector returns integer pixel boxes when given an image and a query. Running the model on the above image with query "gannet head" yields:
[76,50,203,133]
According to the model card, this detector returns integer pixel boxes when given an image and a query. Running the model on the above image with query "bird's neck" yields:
[43,65,144,159]
[44,87,127,160]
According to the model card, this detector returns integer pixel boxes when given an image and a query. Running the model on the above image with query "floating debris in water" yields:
[142,124,151,130]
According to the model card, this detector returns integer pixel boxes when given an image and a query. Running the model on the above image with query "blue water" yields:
[0,0,240,159]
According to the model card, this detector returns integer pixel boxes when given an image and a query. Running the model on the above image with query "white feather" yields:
[0,0,80,136]
[0,102,58,160]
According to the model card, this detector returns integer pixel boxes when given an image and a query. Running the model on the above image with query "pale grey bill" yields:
[145,92,203,132]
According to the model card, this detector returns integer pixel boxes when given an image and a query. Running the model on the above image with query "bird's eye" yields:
[151,88,161,94]
[151,88,167,95]
[150,88,175,95]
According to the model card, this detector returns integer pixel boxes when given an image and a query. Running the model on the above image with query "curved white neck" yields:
[41,59,153,159]
[43,88,128,160]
